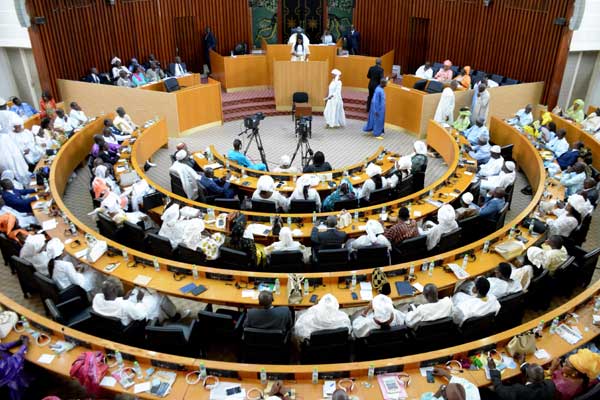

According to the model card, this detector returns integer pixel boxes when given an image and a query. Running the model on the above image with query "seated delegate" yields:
[227,139,266,171]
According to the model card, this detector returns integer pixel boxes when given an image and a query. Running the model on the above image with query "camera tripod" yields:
[240,127,269,171]
[290,133,313,169]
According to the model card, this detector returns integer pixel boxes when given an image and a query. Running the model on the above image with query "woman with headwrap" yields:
[351,294,405,338]
[565,99,585,124]
[412,141,429,175]
[289,174,321,211]
[293,293,351,342]
[348,219,391,252]
[0,212,30,244]
[359,163,388,201]
[434,81,458,124]
[434,60,454,82]
[49,239,100,294]
[453,107,472,132]
[222,214,259,268]
[420,204,459,251]
[273,154,297,173]
[546,194,585,237]
[91,164,120,200]
[265,227,311,263]
[19,235,62,276]
[323,69,346,128]
[252,175,290,212]
[454,66,471,89]
[388,155,413,189]
[526,235,569,276]
[0,335,30,400]
[549,348,600,400]
[158,203,184,248]
[322,177,358,211]
[582,107,600,133]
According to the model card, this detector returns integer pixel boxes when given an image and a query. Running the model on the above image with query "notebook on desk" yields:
[395,281,415,296]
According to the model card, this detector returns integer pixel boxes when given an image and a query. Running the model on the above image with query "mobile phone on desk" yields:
[226,386,242,395]
[426,370,435,383]
[351,292,358,300]
[310,294,318,303]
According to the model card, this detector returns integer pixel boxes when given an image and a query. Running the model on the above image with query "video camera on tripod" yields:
[244,112,265,130]
[296,116,312,141]
[239,112,269,171]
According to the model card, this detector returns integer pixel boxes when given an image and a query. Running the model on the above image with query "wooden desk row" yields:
[3,277,599,399]
[43,115,559,310]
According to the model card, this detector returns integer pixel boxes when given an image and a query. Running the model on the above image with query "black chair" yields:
[412,172,425,193]
[392,234,427,264]
[412,317,459,352]
[197,309,245,358]
[317,248,349,271]
[292,91,309,121]
[500,144,514,162]
[333,198,359,211]
[356,325,413,361]
[413,79,428,91]
[528,268,552,310]
[169,172,187,198]
[490,74,504,84]
[431,227,462,255]
[141,192,165,212]
[176,244,206,265]
[501,78,519,86]
[505,183,515,210]
[0,233,20,271]
[146,232,174,259]
[87,310,146,346]
[96,212,122,240]
[219,247,252,270]
[300,327,351,364]
[426,80,443,94]
[196,183,218,204]
[267,250,304,272]
[121,220,147,250]
[471,71,486,87]
[367,187,391,205]
[458,215,481,246]
[450,65,459,77]
[571,214,592,247]
[251,199,277,213]
[214,198,240,210]
[34,272,88,315]
[484,203,509,234]
[573,383,600,400]
[290,200,318,213]
[145,319,197,357]
[241,327,290,364]
[45,297,91,329]
[495,291,527,331]
[355,245,390,268]
[573,246,600,288]
[552,256,578,297]
[11,255,38,298]
[458,312,496,342]
[432,62,443,76]
[396,174,414,198]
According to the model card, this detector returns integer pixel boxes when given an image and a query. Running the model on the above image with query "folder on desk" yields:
[395,281,415,296]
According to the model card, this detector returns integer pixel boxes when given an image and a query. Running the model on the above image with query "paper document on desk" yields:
[41,219,57,232]
[242,290,259,299]
[447,263,470,280]
[33,200,52,210]
[205,163,223,170]
[209,383,245,399]
[246,223,272,236]
[194,152,205,159]
[133,275,152,286]
[556,324,583,345]
[360,290,373,300]
[425,199,443,207]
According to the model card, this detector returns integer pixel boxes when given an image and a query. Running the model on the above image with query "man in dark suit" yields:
[203,26,217,73]
[84,67,108,84]
[311,215,347,254]
[487,357,555,400]
[345,25,360,55]
[366,58,384,112]
[0,179,37,214]
[244,291,293,332]
[169,56,188,77]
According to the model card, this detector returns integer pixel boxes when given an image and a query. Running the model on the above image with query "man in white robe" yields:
[472,84,490,124]
[0,99,31,184]
[478,145,504,177]
[92,278,148,325]
[405,284,453,328]
[452,277,500,326]
[113,106,138,135]
[546,194,587,237]
[480,161,516,194]
[323,69,346,128]
[48,240,100,293]
[419,204,458,251]
[507,104,533,129]
[158,203,184,248]
[526,236,568,276]
[293,294,351,342]
[434,81,458,124]
[415,62,433,80]
[10,117,43,166]
[169,150,201,199]
[69,102,88,128]
[273,154,297,173]
[546,129,569,158]
[487,262,522,299]
[352,294,405,338]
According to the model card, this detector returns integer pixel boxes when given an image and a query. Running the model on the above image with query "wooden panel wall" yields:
[26,0,251,97]
[353,0,571,103]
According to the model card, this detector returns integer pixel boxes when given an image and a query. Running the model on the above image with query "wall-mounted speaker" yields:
[14,0,31,28]
[569,0,585,31]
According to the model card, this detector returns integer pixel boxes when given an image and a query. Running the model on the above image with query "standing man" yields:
[203,26,217,73]
[366,58,384,112]
[363,79,387,139]
[345,25,360,55]
[472,83,490,124]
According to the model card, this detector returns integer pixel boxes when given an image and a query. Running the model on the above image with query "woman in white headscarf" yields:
[388,156,412,189]
[264,226,310,263]
[411,140,429,175]
[158,203,183,248]
[1,170,24,190]
[433,81,458,124]
[19,235,60,275]
[359,163,388,201]
[582,108,600,133]
[100,190,128,215]
[349,219,391,251]
[546,194,586,237]
[293,293,351,342]
[273,154,297,173]
[176,206,207,251]
[252,175,290,211]
[92,164,120,199]
[289,174,321,211]
[352,294,405,338]
[420,204,458,250]
[129,179,153,212]
[323,69,346,128]
[168,149,200,200]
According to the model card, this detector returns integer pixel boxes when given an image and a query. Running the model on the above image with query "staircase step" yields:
[223,96,275,107]
[223,100,276,112]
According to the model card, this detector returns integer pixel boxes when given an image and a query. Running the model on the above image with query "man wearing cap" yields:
[479,187,506,221]
[10,116,42,167]
[468,135,491,164]
[172,143,201,172]
[9,97,37,118]
[351,293,405,338]
[434,60,454,82]
[478,145,504,177]
[169,150,201,199]
[455,192,480,221]
[462,117,489,146]
[480,161,516,195]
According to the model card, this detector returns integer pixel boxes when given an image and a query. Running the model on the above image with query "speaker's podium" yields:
[273,61,328,112]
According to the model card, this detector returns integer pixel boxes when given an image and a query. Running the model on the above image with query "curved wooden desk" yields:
[41,114,561,311]
[3,278,599,399]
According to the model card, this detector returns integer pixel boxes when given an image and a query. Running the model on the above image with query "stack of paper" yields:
[133,275,152,286]
[447,263,470,280]
[360,282,373,300]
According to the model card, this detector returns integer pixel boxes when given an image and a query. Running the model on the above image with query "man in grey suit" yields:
[311,215,347,251]
[244,291,293,332]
